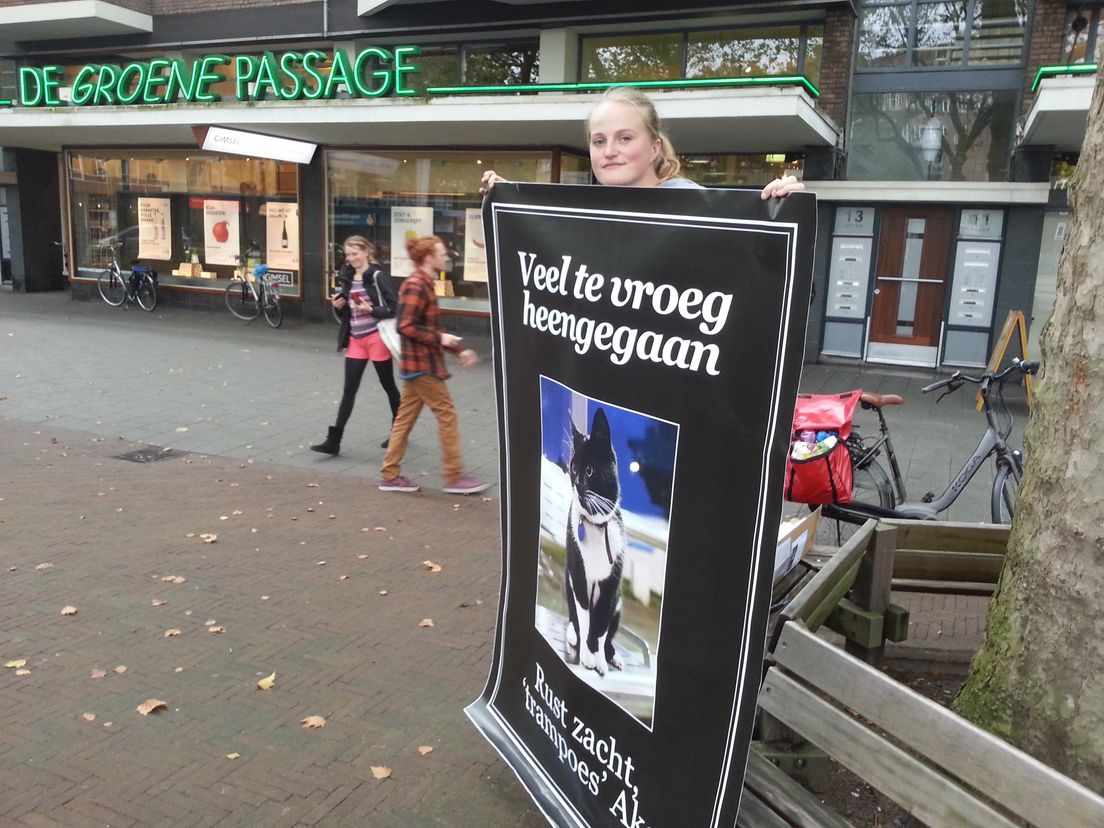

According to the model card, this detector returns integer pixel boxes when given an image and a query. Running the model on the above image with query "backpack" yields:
[784,390,861,505]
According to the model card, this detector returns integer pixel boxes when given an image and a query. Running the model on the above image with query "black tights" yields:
[334,358,401,431]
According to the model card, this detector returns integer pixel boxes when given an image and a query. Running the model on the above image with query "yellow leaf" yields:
[90,668,107,679]
[4,659,27,669]
[371,766,393,780]
[418,618,434,628]
[226,752,241,760]
[60,606,78,616]
[81,713,96,722]
[256,672,276,690]
[136,698,167,716]
[163,628,182,638]
[417,746,433,756]
[422,561,442,573]
[300,715,326,729]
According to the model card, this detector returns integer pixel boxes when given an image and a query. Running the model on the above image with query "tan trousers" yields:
[380,375,462,483]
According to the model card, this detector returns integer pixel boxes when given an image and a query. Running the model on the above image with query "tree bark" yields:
[954,75,1104,793]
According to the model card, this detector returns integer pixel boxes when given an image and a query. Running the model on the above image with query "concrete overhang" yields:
[804,180,1050,205]
[0,87,838,155]
[1020,75,1095,153]
[0,1,152,40]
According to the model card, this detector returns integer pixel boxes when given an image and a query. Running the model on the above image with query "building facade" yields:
[0,0,1096,366]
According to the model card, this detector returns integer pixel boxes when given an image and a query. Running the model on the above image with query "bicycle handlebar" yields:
[921,358,1038,395]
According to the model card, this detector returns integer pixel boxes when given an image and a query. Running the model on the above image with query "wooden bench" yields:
[883,519,1009,595]
[739,520,1104,827]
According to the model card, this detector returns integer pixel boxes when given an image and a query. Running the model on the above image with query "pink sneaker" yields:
[378,475,421,492]
[442,474,492,495]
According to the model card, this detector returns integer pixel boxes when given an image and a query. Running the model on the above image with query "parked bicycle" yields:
[224,255,282,328]
[825,358,1039,531]
[97,243,158,311]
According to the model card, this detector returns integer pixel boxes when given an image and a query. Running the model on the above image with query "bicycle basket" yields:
[783,390,861,505]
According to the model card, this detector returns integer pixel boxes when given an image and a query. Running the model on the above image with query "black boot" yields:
[380,418,394,449]
[311,426,343,456]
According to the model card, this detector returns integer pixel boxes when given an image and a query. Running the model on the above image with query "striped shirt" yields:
[347,280,379,339]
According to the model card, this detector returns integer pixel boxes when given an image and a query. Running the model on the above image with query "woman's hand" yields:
[479,169,508,195]
[332,294,347,310]
[458,348,478,368]
[760,174,805,200]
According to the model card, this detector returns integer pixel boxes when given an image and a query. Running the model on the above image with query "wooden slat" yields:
[744,750,853,828]
[782,520,875,628]
[735,787,794,828]
[758,669,1017,828]
[880,519,1010,555]
[891,578,996,595]
[774,623,1104,828]
[893,549,1005,582]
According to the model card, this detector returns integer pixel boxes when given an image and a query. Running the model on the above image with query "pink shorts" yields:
[346,331,391,361]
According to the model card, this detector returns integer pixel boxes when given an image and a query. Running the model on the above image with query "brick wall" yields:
[818,8,855,136]
[1023,0,1069,111]
[151,0,312,12]
[0,0,151,10]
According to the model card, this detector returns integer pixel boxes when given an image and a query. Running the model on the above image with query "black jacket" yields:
[335,264,398,351]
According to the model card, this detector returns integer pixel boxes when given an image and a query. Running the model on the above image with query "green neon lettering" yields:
[116,63,147,105]
[193,54,229,103]
[18,67,44,106]
[253,52,282,100]
[165,60,198,102]
[392,46,419,96]
[353,47,391,97]
[278,51,304,100]
[143,59,170,104]
[301,50,326,99]
[41,65,65,106]
[93,65,120,105]
[323,49,354,98]
[235,55,260,100]
[71,65,96,105]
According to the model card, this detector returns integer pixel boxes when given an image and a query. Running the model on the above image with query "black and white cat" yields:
[564,407,624,676]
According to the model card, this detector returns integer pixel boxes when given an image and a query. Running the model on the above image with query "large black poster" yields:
[467,184,816,827]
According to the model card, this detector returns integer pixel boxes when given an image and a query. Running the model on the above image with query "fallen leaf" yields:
[208,626,226,634]
[357,554,369,560]
[136,698,167,716]
[60,606,78,616]
[114,665,127,674]
[316,560,326,566]
[102,722,113,728]
[300,715,326,729]
[418,618,434,628]
[219,516,229,521]
[4,659,27,669]
[200,533,217,544]
[417,746,433,756]
[160,575,186,584]
[232,510,243,516]
[204,619,217,626]
[371,766,393,780]
[176,427,188,432]
[90,668,107,679]
[164,628,182,638]
[174,667,184,673]
[185,533,196,538]
[306,483,320,488]
[379,590,388,596]
[374,526,386,532]
[306,507,315,513]
[339,575,349,581]
[81,713,96,722]
[256,672,276,690]
[226,752,241,760]
[35,562,54,571]
[15,669,30,676]
[422,561,442,573]
[151,599,167,607]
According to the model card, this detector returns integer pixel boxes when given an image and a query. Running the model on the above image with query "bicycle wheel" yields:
[224,280,258,320]
[135,277,157,312]
[816,457,895,548]
[262,292,283,329]
[991,462,1018,524]
[97,269,126,306]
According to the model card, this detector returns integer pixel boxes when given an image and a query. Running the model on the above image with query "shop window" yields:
[463,43,539,85]
[583,26,822,84]
[67,150,301,295]
[847,90,1016,181]
[1062,6,1104,64]
[326,150,560,305]
[678,154,804,187]
[857,0,1026,69]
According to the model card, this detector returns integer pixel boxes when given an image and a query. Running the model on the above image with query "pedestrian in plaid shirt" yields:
[378,235,491,495]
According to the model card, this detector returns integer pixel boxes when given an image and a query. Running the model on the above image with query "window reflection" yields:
[914,2,968,67]
[583,33,684,81]
[858,5,911,69]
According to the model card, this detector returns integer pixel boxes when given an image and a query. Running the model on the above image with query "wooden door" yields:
[869,207,952,348]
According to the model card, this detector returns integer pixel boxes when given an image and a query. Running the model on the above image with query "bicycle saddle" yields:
[859,391,904,409]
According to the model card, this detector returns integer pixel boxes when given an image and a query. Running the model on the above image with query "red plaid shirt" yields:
[395,270,460,380]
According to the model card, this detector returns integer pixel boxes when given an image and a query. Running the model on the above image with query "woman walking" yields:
[311,235,401,456]
[377,235,490,495]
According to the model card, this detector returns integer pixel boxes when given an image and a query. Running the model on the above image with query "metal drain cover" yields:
[114,445,187,463]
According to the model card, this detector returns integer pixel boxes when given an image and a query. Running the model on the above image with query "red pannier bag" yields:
[784,390,861,505]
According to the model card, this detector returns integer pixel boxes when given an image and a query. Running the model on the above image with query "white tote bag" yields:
[372,271,402,360]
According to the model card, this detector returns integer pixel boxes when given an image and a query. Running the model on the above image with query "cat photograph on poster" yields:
[536,376,677,727]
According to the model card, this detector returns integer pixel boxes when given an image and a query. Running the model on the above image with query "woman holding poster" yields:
[310,236,401,456]
[480,85,804,197]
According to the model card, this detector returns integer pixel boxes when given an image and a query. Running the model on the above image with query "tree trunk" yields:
[954,75,1104,793]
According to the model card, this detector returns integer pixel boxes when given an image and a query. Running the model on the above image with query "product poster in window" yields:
[464,207,489,282]
[265,202,299,272]
[137,197,171,261]
[389,206,434,278]
[202,199,240,266]
[468,184,816,827]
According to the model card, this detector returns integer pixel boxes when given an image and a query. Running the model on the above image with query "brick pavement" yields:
[0,292,1008,824]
